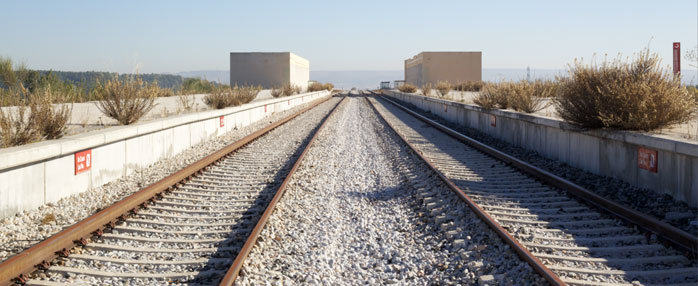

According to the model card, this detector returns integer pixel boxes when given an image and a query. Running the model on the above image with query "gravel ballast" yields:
[0,96,330,263]
[237,95,544,285]
[385,95,698,236]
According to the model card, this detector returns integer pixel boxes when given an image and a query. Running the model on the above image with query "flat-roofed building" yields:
[404,51,482,87]
[230,52,310,90]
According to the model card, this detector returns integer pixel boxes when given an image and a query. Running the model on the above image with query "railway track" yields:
[0,95,344,285]
[366,93,698,286]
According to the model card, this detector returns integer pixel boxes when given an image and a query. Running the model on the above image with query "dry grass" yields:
[397,83,417,93]
[307,82,334,92]
[473,80,554,113]
[40,213,56,225]
[204,85,260,109]
[30,87,72,139]
[271,88,283,98]
[421,83,433,97]
[0,104,38,147]
[94,77,158,125]
[454,81,484,92]
[508,81,551,113]
[554,50,698,130]
[473,82,511,109]
[177,94,195,112]
[204,85,234,109]
[231,85,260,106]
[281,82,300,97]
[308,82,325,92]
[436,81,451,97]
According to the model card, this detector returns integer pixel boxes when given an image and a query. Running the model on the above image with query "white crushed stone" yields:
[0,97,328,263]
[236,95,544,285]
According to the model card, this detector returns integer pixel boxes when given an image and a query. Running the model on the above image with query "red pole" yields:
[673,42,681,75]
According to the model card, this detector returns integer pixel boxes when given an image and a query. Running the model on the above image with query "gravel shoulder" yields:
[237,95,544,285]
[0,96,329,263]
[385,95,698,236]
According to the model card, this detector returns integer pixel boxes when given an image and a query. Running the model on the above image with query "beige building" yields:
[230,52,310,90]
[404,52,482,86]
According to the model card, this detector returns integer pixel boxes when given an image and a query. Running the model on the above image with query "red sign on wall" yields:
[673,42,681,75]
[264,104,267,112]
[75,149,92,175]
[219,116,224,127]
[490,114,496,127]
[638,147,658,173]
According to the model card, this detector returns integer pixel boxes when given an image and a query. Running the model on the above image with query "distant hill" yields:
[177,71,230,85]
[38,70,184,89]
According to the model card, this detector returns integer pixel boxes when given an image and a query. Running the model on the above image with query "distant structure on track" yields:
[230,52,310,90]
[404,51,482,86]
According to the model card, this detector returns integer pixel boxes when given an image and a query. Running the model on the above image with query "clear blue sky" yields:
[1,0,696,73]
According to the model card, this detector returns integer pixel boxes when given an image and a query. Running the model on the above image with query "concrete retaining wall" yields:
[383,90,698,207]
[0,90,330,218]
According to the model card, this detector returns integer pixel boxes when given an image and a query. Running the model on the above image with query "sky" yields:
[1,0,696,74]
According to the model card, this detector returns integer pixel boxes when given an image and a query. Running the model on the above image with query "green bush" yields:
[554,50,697,130]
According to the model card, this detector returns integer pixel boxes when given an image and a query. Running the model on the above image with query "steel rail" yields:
[364,95,566,286]
[218,96,347,285]
[0,95,334,286]
[373,92,698,256]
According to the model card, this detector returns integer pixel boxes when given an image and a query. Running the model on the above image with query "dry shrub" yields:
[177,94,195,112]
[293,85,302,94]
[271,88,283,98]
[204,85,234,109]
[95,77,157,125]
[455,81,484,92]
[554,50,698,130]
[421,83,433,97]
[474,82,512,109]
[436,81,452,97]
[231,85,260,106]
[31,87,72,139]
[281,82,299,96]
[0,104,38,147]
[204,85,260,109]
[397,83,417,93]
[507,81,551,113]
[308,82,325,92]
[308,82,334,92]
[158,88,174,98]
[0,87,73,146]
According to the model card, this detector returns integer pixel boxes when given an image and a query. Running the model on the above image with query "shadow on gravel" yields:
[189,108,327,285]
[374,96,695,284]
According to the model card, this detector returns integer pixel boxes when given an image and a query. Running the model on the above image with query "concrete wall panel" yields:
[0,164,44,217]
[46,154,90,203]
[91,141,126,187]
